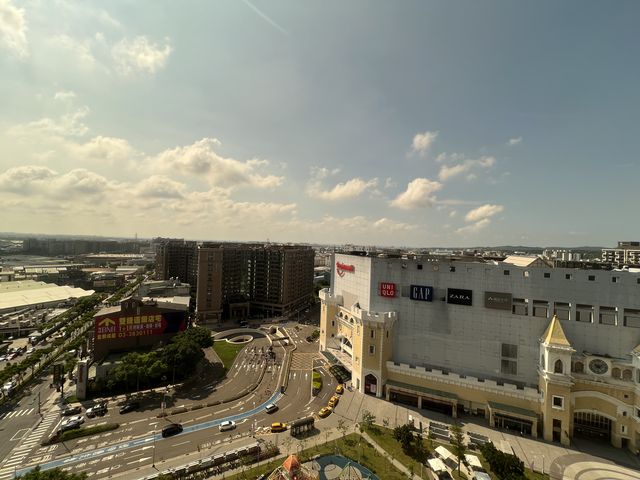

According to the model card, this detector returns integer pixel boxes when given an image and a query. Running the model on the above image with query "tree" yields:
[393,423,414,452]
[450,422,467,475]
[18,466,87,479]
[183,326,214,349]
[360,409,376,431]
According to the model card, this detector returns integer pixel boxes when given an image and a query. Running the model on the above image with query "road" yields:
[0,323,331,479]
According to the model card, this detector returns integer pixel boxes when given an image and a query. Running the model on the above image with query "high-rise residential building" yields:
[320,251,640,452]
[154,239,198,292]
[602,241,640,265]
[196,243,314,325]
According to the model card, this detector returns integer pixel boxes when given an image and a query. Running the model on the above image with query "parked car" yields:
[61,406,82,416]
[59,415,84,433]
[335,384,344,395]
[219,420,236,432]
[271,422,286,433]
[264,403,278,414]
[119,401,140,414]
[318,406,333,418]
[86,402,107,418]
[328,395,340,408]
[161,423,183,438]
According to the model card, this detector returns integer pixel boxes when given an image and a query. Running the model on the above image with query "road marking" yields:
[127,418,147,425]
[10,428,29,441]
[196,413,212,420]
[171,440,191,447]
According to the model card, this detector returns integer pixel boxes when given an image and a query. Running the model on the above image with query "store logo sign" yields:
[336,262,355,277]
[379,282,397,298]
[484,291,512,310]
[447,288,473,306]
[410,285,433,302]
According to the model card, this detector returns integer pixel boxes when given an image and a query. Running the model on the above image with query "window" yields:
[533,300,549,318]
[369,345,375,355]
[512,298,528,316]
[636,408,640,418]
[544,272,551,278]
[501,343,518,358]
[370,330,375,339]
[552,395,564,409]
[621,425,627,435]
[623,369,633,381]
[624,309,640,328]
[565,273,572,280]
[417,264,423,270]
[612,277,619,283]
[501,359,517,375]
[599,306,617,326]
[449,266,456,272]
[554,302,570,321]
[331,320,335,327]
[504,270,510,276]
[554,359,563,374]
[575,304,594,323]
[573,361,584,373]
[386,330,389,338]
[588,275,595,281]
[612,367,621,379]
[523,270,530,277]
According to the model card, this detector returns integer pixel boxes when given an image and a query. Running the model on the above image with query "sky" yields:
[0,0,638,247]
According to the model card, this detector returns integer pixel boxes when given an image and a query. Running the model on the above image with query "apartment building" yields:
[602,241,640,265]
[155,239,198,292]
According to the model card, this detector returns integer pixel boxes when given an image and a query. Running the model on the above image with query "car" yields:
[328,395,340,408]
[119,401,140,414]
[318,406,333,418]
[162,423,183,438]
[26,348,34,354]
[264,403,278,414]
[61,406,82,416]
[86,402,107,417]
[270,422,286,433]
[335,384,344,395]
[219,420,236,432]
[0,356,6,362]
[59,415,84,432]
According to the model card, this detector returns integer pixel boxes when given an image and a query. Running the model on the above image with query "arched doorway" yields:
[573,411,612,441]
[364,374,378,396]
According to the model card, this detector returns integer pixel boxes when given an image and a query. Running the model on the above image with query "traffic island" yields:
[42,423,120,445]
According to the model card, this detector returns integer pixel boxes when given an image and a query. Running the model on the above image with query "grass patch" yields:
[64,395,79,404]
[225,433,408,480]
[213,341,246,371]
[365,426,430,479]
[44,423,120,445]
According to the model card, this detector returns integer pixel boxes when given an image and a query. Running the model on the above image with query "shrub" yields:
[480,442,525,479]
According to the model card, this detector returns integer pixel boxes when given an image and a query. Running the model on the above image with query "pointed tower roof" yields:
[283,454,301,472]
[541,315,572,348]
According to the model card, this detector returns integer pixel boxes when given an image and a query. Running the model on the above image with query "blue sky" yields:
[0,0,637,247]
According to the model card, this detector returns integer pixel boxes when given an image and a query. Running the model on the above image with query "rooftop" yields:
[0,280,94,312]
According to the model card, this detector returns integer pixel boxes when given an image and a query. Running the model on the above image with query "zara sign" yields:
[447,288,473,306]
[410,285,433,302]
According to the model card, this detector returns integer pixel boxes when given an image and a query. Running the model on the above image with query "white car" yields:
[264,403,278,414]
[219,420,236,432]
[59,415,84,432]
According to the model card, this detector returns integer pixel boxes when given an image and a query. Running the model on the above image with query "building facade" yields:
[603,241,640,266]
[155,239,198,291]
[196,244,314,325]
[319,252,640,451]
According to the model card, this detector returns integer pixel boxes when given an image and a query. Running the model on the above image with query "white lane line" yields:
[171,440,191,447]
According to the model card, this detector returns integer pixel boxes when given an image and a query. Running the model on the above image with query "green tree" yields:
[450,422,467,475]
[360,409,376,431]
[18,466,88,479]
[183,326,213,348]
[393,423,414,452]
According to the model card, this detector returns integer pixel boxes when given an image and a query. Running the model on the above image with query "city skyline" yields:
[0,1,638,247]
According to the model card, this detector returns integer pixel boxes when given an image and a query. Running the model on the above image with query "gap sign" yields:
[410,285,433,302]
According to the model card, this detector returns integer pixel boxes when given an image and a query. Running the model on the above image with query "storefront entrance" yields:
[494,413,533,436]
[364,374,378,396]
[389,390,418,407]
[573,412,612,441]
[422,397,454,416]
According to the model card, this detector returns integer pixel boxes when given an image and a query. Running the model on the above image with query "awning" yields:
[386,380,458,401]
[488,401,538,420]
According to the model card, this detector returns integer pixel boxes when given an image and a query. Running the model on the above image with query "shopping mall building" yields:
[319,252,640,451]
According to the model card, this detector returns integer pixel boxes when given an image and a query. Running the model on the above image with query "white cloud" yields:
[0,165,56,193]
[390,178,442,209]
[384,177,397,189]
[309,166,340,180]
[136,175,185,199]
[309,177,378,201]
[7,107,90,138]
[54,90,76,101]
[0,0,27,58]
[456,218,490,234]
[50,35,97,68]
[449,210,457,218]
[112,36,173,75]
[508,136,523,146]
[151,138,283,189]
[72,136,135,163]
[411,131,438,155]
[465,203,504,222]
[438,155,496,181]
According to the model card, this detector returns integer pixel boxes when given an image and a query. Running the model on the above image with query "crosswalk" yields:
[0,412,58,480]
[0,408,35,420]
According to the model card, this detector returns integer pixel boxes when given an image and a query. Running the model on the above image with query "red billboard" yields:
[379,282,397,297]
[94,312,186,343]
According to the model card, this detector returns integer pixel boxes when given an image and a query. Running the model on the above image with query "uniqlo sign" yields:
[379,282,397,297]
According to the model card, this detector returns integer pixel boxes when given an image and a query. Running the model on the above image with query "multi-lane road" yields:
[0,322,335,479]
